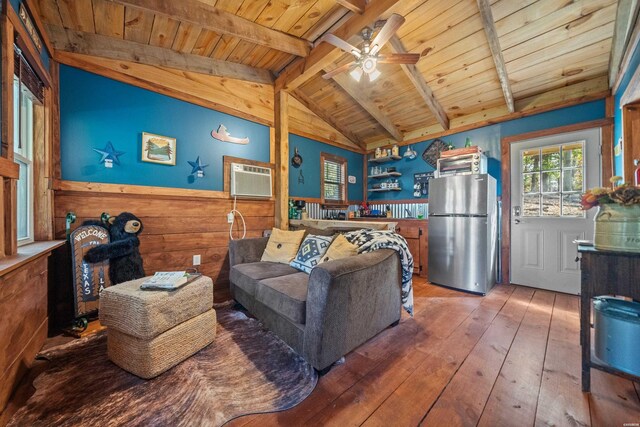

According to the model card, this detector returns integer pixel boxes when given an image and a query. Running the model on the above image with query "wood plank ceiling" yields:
[35,0,620,151]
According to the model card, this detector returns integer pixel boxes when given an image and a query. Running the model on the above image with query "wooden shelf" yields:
[368,188,403,192]
[368,172,402,179]
[368,155,402,163]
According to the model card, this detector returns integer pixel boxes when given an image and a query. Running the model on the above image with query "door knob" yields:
[514,219,521,224]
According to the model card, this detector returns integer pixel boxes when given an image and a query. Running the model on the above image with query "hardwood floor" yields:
[2,278,639,426]
[228,278,640,427]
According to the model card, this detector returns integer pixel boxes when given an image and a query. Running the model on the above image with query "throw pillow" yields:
[290,234,334,274]
[261,228,306,264]
[319,234,359,264]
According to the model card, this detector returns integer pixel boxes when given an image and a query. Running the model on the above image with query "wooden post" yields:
[33,99,54,241]
[274,91,289,230]
[1,17,16,256]
[50,61,62,181]
[269,126,275,164]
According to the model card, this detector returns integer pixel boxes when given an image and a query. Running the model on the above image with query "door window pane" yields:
[542,193,560,216]
[562,194,583,216]
[523,194,540,217]
[541,147,561,170]
[522,149,540,172]
[541,171,560,193]
[562,168,583,192]
[562,143,583,168]
[523,173,539,193]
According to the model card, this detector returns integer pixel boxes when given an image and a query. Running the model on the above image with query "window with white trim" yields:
[14,76,39,245]
[321,152,347,206]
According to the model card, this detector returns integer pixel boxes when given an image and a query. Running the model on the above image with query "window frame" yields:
[320,152,348,207]
[15,76,38,246]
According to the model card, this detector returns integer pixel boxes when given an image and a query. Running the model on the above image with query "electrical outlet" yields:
[227,212,234,223]
[193,254,201,266]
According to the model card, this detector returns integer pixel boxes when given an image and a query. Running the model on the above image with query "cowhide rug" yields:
[8,308,318,427]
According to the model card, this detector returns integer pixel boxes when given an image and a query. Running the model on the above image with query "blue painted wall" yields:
[367,99,606,201]
[613,41,640,177]
[9,0,50,69]
[59,65,270,191]
[288,134,364,202]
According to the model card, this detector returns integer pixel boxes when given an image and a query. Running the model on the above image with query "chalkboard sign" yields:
[414,172,435,198]
[70,225,111,318]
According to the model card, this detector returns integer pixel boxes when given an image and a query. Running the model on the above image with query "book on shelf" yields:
[140,271,201,290]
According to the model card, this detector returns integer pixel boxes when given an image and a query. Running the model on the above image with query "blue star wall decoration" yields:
[93,142,125,166]
[188,156,209,177]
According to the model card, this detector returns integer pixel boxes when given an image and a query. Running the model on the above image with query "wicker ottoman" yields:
[99,275,216,379]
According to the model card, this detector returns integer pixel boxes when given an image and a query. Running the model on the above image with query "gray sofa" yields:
[228,236,402,372]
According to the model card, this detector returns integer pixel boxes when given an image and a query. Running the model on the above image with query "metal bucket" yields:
[594,297,640,377]
[594,204,640,253]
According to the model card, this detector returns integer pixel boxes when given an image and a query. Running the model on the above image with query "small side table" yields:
[578,245,640,392]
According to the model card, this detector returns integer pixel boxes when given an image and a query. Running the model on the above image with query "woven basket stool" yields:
[100,275,216,379]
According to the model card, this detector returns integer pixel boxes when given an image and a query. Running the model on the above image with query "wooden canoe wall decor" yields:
[70,225,111,317]
[211,124,249,145]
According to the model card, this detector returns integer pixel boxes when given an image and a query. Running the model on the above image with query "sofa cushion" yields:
[256,273,309,324]
[261,228,306,264]
[230,262,299,296]
[290,234,333,274]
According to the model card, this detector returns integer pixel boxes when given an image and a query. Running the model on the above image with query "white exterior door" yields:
[510,128,601,294]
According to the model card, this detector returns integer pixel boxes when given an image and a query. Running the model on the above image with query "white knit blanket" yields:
[343,229,414,316]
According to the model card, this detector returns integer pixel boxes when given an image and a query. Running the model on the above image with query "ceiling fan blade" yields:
[370,14,405,55]
[322,62,356,79]
[320,34,362,57]
[377,53,420,64]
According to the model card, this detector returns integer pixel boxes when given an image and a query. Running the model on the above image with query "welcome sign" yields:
[70,225,110,317]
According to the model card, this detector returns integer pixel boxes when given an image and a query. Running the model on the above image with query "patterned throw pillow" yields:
[290,234,334,274]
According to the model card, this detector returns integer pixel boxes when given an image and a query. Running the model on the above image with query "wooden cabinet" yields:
[354,218,428,278]
[578,246,640,392]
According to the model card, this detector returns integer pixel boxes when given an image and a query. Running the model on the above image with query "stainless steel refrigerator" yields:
[428,174,498,294]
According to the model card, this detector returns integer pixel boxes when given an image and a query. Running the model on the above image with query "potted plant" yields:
[581,176,640,252]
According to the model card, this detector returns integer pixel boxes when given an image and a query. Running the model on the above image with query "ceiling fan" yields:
[320,14,420,82]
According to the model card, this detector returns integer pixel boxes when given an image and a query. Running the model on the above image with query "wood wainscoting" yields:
[53,190,275,303]
[0,256,49,411]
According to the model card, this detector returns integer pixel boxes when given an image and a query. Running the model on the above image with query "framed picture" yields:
[141,132,176,165]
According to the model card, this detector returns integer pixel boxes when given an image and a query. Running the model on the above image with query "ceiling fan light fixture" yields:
[368,68,382,82]
[350,66,364,82]
[362,57,377,73]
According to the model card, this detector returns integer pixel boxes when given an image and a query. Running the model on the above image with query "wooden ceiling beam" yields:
[275,0,401,92]
[335,0,366,14]
[47,26,274,85]
[366,76,610,150]
[330,72,403,141]
[290,89,366,149]
[389,36,449,130]
[477,0,515,113]
[106,0,310,57]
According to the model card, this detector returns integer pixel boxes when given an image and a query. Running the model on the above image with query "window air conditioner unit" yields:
[230,162,272,198]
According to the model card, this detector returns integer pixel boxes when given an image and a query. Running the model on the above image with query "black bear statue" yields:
[84,212,145,285]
